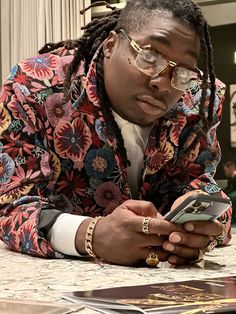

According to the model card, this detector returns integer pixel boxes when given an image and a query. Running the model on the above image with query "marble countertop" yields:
[1,234,236,313]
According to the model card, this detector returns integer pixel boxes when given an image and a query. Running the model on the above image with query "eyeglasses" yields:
[119,29,203,92]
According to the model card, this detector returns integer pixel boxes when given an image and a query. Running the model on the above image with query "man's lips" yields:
[136,95,167,111]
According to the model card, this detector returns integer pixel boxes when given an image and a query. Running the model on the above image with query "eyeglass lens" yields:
[135,49,199,91]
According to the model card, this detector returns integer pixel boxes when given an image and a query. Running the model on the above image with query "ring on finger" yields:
[145,250,159,267]
[142,217,151,234]
[214,225,226,242]
[205,239,217,253]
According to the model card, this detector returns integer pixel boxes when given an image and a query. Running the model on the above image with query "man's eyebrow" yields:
[149,34,198,61]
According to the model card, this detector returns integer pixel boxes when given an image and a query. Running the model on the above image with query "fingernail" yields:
[184,223,194,232]
[170,234,181,243]
[164,243,175,252]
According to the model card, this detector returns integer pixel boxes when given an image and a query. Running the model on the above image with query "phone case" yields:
[164,193,231,224]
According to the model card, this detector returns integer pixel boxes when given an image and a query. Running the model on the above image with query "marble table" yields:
[1,234,236,313]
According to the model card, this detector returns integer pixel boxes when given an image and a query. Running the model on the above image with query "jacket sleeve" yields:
[183,79,232,245]
[0,68,64,258]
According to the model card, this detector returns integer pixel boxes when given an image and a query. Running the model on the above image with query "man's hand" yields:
[161,191,226,265]
[162,219,225,265]
[75,199,183,266]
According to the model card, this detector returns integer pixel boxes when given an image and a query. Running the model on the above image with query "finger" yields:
[154,248,172,262]
[183,220,225,237]
[120,200,158,217]
[138,234,166,247]
[163,240,200,261]
[168,254,193,266]
[148,218,183,235]
[168,231,210,248]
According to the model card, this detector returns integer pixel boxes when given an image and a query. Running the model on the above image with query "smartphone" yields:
[164,192,232,224]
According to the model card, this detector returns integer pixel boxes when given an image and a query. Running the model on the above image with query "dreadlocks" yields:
[39,0,216,166]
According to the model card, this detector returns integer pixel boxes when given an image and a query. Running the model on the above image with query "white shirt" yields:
[47,112,151,256]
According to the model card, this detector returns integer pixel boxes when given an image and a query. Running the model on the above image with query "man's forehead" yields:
[148,33,199,61]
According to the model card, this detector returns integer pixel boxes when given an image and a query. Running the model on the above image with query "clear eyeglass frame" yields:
[119,29,203,92]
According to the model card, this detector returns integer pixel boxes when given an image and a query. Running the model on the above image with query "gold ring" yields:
[214,225,226,242]
[145,250,159,267]
[142,217,151,234]
[205,239,217,253]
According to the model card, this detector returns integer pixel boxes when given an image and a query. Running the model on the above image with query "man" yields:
[0,0,231,267]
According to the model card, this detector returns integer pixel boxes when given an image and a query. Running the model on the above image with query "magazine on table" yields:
[63,275,236,314]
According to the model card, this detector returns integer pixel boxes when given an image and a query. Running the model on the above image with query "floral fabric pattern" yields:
[19,54,61,80]
[0,47,231,258]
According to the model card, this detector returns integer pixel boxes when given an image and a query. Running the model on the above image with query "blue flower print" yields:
[196,150,217,175]
[0,153,15,184]
[85,148,116,179]
[8,65,18,80]
[95,119,106,142]
[20,230,36,255]
[15,82,30,96]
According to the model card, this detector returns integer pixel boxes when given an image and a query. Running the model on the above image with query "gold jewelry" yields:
[145,250,159,267]
[142,217,151,234]
[85,216,102,258]
[214,225,227,242]
[205,239,217,253]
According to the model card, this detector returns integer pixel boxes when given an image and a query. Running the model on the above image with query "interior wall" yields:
[0,0,91,85]
[210,23,236,178]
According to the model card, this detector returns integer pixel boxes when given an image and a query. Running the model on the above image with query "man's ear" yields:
[103,31,119,58]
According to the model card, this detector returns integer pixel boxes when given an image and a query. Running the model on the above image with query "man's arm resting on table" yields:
[39,211,91,256]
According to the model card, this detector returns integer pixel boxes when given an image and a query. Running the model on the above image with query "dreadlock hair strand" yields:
[96,49,130,168]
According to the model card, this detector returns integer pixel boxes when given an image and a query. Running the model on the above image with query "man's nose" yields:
[148,66,173,94]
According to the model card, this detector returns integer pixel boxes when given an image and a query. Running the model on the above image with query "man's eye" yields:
[176,66,190,79]
[141,50,157,63]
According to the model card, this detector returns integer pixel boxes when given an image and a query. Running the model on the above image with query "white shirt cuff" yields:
[47,213,89,256]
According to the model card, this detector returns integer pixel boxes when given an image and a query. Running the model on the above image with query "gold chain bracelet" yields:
[85,216,102,258]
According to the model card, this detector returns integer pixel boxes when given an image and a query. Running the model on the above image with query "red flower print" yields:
[11,166,40,186]
[182,91,195,109]
[0,183,34,204]
[147,142,174,174]
[56,171,87,198]
[80,98,95,114]
[7,94,36,125]
[11,204,35,225]
[54,54,74,83]
[54,118,92,162]
[0,85,12,103]
[84,63,100,106]
[3,132,34,159]
[26,156,38,171]
[13,68,32,89]
[18,223,39,256]
[170,115,186,146]
[19,54,61,80]
[72,204,102,217]
[94,181,122,209]
[45,93,72,127]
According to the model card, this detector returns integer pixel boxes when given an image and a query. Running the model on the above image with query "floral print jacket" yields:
[0,47,232,258]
